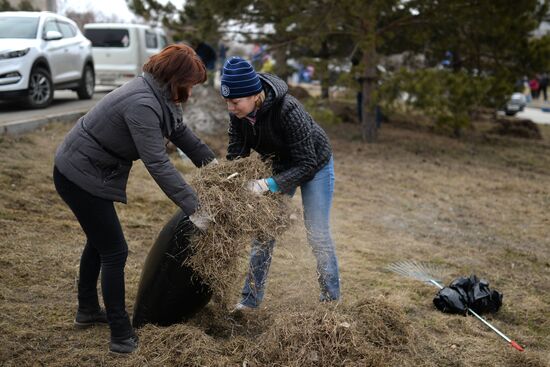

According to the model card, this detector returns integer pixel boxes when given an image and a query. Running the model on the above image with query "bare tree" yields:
[64,9,130,31]
[64,10,98,31]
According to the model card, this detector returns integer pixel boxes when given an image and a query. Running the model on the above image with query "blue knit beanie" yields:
[220,56,263,99]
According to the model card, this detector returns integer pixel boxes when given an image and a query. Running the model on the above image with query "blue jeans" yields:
[240,157,340,307]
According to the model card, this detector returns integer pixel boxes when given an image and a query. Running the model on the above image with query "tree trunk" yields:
[361,13,378,143]
[320,60,330,99]
[320,41,330,99]
[273,45,290,82]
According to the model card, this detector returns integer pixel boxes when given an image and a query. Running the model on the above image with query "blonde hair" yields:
[255,90,266,109]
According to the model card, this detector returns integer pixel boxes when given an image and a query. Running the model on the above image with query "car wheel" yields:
[76,64,95,100]
[26,67,53,109]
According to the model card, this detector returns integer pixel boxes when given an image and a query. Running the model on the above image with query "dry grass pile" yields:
[185,156,294,303]
[247,297,411,367]
[329,101,361,124]
[489,117,542,139]
[287,85,312,100]
[124,323,229,366]
[117,297,415,366]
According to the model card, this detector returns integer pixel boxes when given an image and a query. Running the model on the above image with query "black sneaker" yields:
[109,335,139,354]
[74,309,108,329]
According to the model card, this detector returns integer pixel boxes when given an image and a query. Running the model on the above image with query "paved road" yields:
[0,87,114,133]
[516,107,550,125]
[2,85,549,134]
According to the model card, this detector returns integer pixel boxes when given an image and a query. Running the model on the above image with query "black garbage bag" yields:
[132,210,212,328]
[433,275,502,315]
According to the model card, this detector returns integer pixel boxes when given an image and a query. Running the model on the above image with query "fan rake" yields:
[386,260,446,289]
[386,260,524,352]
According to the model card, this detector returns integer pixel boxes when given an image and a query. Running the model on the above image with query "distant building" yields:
[7,0,57,12]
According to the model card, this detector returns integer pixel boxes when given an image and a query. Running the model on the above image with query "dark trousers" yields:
[53,166,133,340]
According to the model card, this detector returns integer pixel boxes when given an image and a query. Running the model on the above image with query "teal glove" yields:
[265,177,280,192]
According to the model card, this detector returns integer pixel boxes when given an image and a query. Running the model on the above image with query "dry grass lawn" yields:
[0,119,549,366]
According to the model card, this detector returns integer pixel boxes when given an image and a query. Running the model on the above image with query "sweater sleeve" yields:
[272,96,318,193]
[169,123,216,167]
[226,115,250,160]
[125,103,198,216]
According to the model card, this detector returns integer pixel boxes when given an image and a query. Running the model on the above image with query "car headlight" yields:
[0,48,30,60]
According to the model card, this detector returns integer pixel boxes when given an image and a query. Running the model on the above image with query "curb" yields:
[1,109,88,135]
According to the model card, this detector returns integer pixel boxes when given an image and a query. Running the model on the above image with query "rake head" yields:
[386,260,445,285]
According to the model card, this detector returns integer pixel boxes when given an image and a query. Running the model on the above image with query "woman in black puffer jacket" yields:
[220,57,340,310]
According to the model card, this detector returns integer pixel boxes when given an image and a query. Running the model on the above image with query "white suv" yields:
[0,11,95,109]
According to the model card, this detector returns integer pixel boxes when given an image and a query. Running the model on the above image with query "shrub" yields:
[377,68,512,136]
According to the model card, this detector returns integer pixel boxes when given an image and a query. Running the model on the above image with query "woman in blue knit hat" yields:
[220,56,340,310]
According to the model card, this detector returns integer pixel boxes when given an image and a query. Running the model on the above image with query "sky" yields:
[59,0,185,22]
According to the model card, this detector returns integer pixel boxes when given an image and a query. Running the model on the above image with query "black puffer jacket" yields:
[226,73,332,194]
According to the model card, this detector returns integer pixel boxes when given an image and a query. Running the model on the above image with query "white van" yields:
[83,23,168,86]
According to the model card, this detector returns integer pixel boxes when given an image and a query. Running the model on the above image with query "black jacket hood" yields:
[258,73,288,112]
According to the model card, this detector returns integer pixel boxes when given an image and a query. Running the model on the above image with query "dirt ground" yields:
[0,118,549,366]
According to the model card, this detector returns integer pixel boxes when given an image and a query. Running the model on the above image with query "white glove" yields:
[206,158,219,166]
[189,211,211,231]
[247,179,269,195]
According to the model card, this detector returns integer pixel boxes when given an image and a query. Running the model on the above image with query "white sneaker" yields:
[231,303,254,313]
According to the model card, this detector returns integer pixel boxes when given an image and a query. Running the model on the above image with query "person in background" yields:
[522,76,531,103]
[53,44,216,354]
[194,41,217,86]
[259,55,274,73]
[539,73,548,102]
[220,56,340,310]
[529,76,540,100]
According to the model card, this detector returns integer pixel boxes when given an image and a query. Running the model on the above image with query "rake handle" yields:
[430,279,524,352]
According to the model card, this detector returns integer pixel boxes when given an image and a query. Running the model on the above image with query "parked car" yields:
[504,92,527,116]
[83,23,169,87]
[0,11,95,108]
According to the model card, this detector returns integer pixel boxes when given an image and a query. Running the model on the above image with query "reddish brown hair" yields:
[143,44,206,103]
